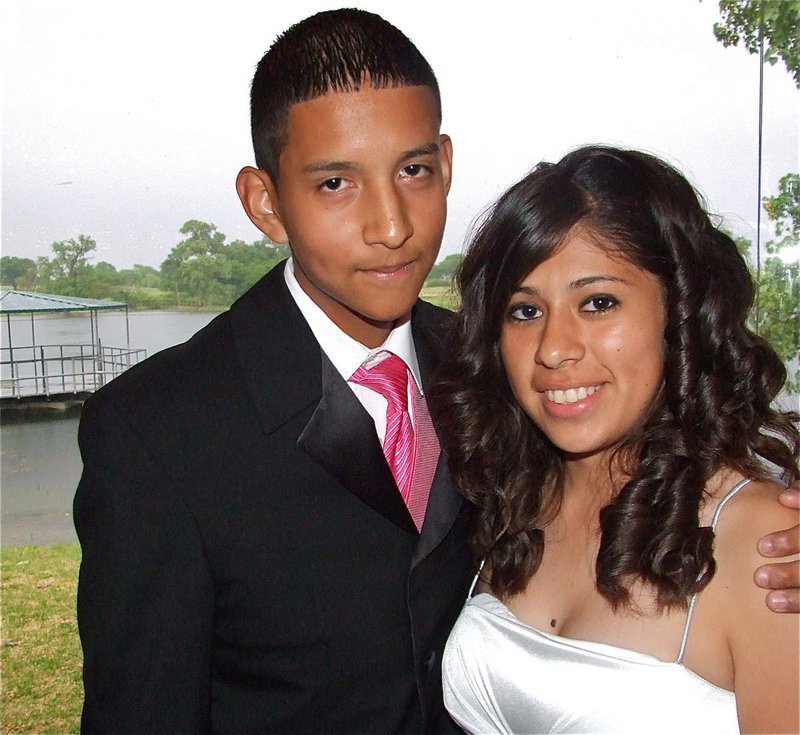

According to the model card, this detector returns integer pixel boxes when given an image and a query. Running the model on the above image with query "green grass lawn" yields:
[1,544,82,734]
[420,284,460,311]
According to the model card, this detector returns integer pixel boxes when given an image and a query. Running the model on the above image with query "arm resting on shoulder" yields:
[723,483,799,733]
[755,486,800,613]
[74,393,215,733]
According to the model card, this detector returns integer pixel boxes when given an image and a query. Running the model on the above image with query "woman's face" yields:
[499,230,666,462]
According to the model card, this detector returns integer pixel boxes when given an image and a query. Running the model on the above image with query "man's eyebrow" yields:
[303,160,358,174]
[302,143,441,175]
[400,142,440,161]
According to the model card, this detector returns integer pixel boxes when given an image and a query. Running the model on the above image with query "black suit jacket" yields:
[74,262,474,734]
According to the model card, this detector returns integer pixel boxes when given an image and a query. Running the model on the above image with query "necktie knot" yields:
[350,354,410,410]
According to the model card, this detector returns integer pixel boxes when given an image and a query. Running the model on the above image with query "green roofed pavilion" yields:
[0,290,144,403]
[0,290,127,313]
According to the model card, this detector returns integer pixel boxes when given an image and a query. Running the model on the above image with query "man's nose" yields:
[362,184,413,249]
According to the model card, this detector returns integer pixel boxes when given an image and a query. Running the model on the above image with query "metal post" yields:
[30,311,38,394]
[6,313,16,397]
[40,345,47,396]
[97,337,104,388]
[92,310,100,386]
[90,309,97,355]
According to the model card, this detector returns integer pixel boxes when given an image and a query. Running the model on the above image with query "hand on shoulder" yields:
[755,484,800,613]
[709,476,799,733]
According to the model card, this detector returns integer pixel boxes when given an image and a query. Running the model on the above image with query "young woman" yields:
[437,146,799,733]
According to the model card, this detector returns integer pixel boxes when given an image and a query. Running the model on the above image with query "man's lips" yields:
[360,260,415,276]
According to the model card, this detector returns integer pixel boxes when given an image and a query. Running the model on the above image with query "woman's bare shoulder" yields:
[705,474,799,732]
[707,473,798,609]
[703,471,795,537]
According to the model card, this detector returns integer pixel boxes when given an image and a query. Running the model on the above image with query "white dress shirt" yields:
[283,257,423,443]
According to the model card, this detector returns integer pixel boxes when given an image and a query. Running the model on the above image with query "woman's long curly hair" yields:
[433,145,799,609]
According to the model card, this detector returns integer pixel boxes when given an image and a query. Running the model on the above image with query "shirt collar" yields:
[283,257,424,393]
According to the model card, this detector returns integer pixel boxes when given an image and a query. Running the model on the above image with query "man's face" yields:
[269,84,452,347]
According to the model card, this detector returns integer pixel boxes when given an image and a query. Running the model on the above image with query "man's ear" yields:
[439,134,453,196]
[236,166,288,243]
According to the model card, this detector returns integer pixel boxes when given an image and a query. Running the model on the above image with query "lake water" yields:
[1,311,217,546]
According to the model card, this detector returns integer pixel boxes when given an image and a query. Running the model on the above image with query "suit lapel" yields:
[231,262,322,434]
[231,263,417,535]
[298,354,417,535]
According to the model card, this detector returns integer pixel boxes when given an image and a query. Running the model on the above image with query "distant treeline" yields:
[1,220,464,310]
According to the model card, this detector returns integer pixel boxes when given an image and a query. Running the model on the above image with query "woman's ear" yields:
[236,166,288,243]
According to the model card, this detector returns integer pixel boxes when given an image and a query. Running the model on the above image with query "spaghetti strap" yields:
[467,558,486,599]
[676,478,752,663]
[708,478,752,531]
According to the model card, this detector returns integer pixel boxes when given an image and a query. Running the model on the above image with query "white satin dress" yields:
[442,480,751,734]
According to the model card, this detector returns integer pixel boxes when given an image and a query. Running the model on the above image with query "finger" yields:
[765,588,799,614]
[754,560,800,590]
[757,524,800,557]
[778,487,800,510]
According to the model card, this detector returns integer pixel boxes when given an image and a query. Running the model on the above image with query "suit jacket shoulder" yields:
[412,299,454,342]
[87,262,309,414]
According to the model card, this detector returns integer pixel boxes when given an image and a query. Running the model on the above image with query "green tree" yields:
[219,237,289,302]
[49,235,97,293]
[712,0,800,85]
[729,176,800,393]
[119,264,164,290]
[753,256,799,392]
[161,223,289,307]
[712,1,800,394]
[425,253,463,286]
[754,174,800,392]
[79,261,122,300]
[3,228,288,308]
[32,255,57,292]
[763,172,800,234]
[0,256,36,289]
[160,221,228,307]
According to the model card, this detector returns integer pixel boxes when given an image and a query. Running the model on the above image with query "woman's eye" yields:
[582,295,618,313]
[508,303,541,321]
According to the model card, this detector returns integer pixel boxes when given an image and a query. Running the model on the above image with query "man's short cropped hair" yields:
[250,8,441,183]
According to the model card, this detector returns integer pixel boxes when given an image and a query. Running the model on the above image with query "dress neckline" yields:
[467,477,752,669]
[470,592,672,665]
[468,592,734,695]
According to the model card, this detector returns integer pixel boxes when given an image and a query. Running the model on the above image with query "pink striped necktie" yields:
[350,354,416,505]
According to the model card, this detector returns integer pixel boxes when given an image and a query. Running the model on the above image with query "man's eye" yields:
[582,295,618,313]
[401,164,430,178]
[321,178,345,191]
[508,303,541,321]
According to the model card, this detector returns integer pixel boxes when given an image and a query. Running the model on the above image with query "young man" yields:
[74,8,800,733]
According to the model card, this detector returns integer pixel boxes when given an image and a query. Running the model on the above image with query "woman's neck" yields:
[559,450,627,527]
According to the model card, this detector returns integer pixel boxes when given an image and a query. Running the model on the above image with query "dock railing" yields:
[0,342,146,399]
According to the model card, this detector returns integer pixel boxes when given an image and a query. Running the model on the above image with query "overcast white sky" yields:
[2,0,798,270]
